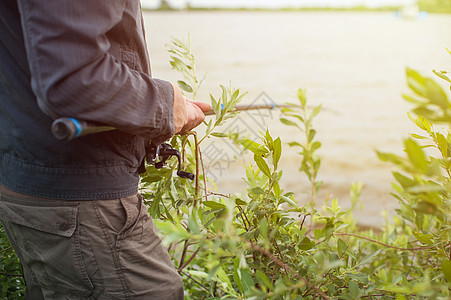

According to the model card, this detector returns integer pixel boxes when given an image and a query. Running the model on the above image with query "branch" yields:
[207,191,230,198]
[198,147,209,202]
[0,272,23,278]
[178,240,190,272]
[180,270,210,292]
[334,233,447,251]
[247,241,331,300]
[303,244,349,298]
[178,246,201,273]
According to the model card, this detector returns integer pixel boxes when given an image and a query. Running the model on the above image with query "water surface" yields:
[144,11,451,226]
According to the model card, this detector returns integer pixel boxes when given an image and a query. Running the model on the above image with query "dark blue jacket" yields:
[0,0,175,200]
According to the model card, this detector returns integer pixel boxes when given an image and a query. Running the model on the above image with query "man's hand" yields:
[172,82,211,135]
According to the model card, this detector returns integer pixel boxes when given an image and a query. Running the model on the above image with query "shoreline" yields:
[143,6,451,14]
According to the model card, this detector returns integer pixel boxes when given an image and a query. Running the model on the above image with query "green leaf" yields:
[414,201,439,216]
[170,56,190,73]
[337,238,347,256]
[288,141,303,148]
[406,67,427,98]
[403,94,427,105]
[311,141,321,152]
[234,257,243,293]
[280,117,299,128]
[307,104,322,125]
[283,112,304,123]
[235,198,248,206]
[273,137,282,167]
[240,269,255,295]
[345,273,368,284]
[264,128,274,144]
[441,260,451,283]
[154,220,191,244]
[210,94,219,115]
[239,139,267,156]
[259,218,268,238]
[188,214,201,234]
[210,132,227,138]
[281,195,297,207]
[348,281,361,299]
[307,129,317,143]
[425,78,449,109]
[273,181,281,199]
[392,171,415,189]
[203,201,226,209]
[140,168,172,183]
[376,151,404,165]
[433,69,451,84]
[177,80,193,93]
[220,85,228,106]
[405,138,428,172]
[252,187,266,195]
[407,112,431,132]
[187,270,209,279]
[436,133,448,157]
[410,133,427,140]
[255,270,273,290]
[297,88,307,107]
[215,266,232,287]
[359,249,382,266]
[254,154,272,178]
[299,237,315,250]
[412,231,433,244]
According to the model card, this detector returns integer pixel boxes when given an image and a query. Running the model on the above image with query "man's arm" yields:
[17,0,178,142]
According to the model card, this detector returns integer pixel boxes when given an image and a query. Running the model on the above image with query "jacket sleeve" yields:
[17,0,174,142]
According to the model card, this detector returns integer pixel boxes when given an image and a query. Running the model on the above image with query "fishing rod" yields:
[50,103,295,180]
[51,103,294,141]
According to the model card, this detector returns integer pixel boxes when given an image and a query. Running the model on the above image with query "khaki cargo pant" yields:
[0,186,183,299]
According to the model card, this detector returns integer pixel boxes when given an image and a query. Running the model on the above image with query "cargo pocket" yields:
[0,196,94,298]
[117,194,144,241]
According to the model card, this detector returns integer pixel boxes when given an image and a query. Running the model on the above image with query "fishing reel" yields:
[145,143,194,180]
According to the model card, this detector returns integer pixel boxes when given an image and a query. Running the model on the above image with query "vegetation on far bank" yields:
[146,0,451,14]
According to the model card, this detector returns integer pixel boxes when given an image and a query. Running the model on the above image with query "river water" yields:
[144,11,451,227]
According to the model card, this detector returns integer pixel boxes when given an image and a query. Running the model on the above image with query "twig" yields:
[207,191,230,198]
[302,244,349,298]
[198,147,209,202]
[334,233,447,251]
[193,132,200,197]
[237,206,250,232]
[237,206,259,246]
[264,214,289,277]
[178,246,201,273]
[182,132,200,198]
[178,240,189,272]
[0,272,23,278]
[361,294,395,299]
[0,246,14,255]
[300,214,307,231]
[247,241,331,300]
[180,270,210,292]
[448,240,451,261]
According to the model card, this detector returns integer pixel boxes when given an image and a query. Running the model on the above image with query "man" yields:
[0,0,210,299]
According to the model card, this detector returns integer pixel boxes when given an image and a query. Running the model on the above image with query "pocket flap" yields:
[0,200,78,237]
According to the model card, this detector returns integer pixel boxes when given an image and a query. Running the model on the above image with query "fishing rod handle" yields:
[51,103,286,140]
[51,118,115,141]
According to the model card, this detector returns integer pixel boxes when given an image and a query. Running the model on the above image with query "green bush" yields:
[0,39,449,299]
[143,39,451,299]
[0,225,25,299]
[419,0,451,14]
